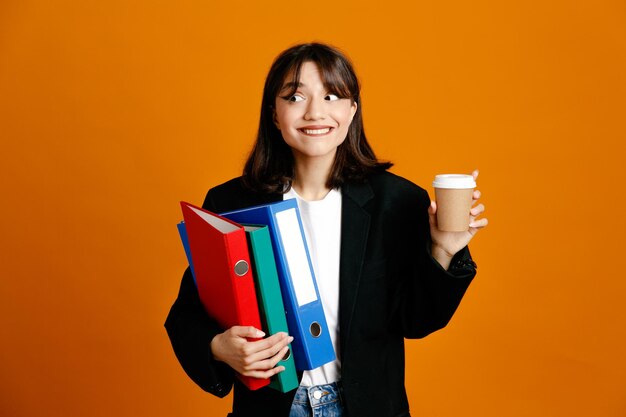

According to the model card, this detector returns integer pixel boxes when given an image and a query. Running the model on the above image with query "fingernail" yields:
[288,336,294,343]
[256,330,265,338]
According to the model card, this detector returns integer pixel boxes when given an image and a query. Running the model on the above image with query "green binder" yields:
[245,225,299,392]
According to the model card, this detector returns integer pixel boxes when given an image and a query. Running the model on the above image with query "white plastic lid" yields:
[432,174,476,189]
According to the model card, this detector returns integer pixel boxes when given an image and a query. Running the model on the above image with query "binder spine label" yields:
[275,208,317,306]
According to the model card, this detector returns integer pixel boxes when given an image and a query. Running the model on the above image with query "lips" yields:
[298,126,335,136]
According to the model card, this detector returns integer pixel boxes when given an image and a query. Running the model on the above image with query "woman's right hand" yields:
[210,326,294,379]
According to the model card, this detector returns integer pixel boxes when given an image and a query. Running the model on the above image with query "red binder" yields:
[180,201,270,391]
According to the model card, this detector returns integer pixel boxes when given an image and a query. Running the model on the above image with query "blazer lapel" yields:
[338,180,374,358]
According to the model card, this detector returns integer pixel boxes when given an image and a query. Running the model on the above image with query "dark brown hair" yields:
[242,42,392,193]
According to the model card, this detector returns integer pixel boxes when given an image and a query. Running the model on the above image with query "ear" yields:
[350,100,358,121]
[272,106,280,130]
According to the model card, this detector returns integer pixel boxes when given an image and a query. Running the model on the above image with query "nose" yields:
[304,97,325,121]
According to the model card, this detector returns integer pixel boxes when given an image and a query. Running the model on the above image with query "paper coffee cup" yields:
[432,174,476,232]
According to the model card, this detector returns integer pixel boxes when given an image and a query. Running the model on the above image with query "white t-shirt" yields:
[283,187,342,386]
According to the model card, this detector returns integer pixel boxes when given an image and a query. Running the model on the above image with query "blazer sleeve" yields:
[164,191,235,398]
[394,186,476,339]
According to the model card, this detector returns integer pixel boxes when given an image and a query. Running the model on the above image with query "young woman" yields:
[165,42,487,417]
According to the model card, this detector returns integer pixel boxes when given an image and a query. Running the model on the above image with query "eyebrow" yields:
[279,81,304,92]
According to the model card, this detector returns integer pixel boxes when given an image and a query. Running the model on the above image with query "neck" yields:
[291,156,334,201]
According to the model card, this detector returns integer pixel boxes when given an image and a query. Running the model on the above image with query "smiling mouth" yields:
[298,127,334,136]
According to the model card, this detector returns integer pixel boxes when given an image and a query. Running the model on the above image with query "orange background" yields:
[1,1,625,416]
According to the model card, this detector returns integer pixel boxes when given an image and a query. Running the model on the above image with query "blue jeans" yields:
[289,382,346,417]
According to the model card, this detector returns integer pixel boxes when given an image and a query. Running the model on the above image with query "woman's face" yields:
[273,61,357,167]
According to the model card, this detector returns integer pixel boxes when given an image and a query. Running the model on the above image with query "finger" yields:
[428,201,437,227]
[471,169,479,180]
[244,333,293,364]
[231,326,265,339]
[469,217,488,229]
[271,345,293,368]
[240,365,286,379]
[472,189,481,201]
[244,344,292,373]
[470,203,485,217]
[241,340,291,373]
[244,332,290,355]
[267,344,292,370]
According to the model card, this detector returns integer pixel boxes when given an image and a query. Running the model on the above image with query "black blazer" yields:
[165,170,476,417]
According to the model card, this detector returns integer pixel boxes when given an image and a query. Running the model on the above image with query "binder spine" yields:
[269,205,334,370]
[224,232,262,336]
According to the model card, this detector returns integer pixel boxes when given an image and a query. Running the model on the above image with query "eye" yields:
[286,94,305,102]
[325,94,339,101]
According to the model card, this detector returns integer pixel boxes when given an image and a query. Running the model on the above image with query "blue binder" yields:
[222,199,336,371]
[176,221,196,284]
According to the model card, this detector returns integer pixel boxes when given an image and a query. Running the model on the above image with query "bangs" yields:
[279,52,357,100]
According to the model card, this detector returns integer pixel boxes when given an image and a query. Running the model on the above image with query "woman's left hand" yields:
[428,169,488,270]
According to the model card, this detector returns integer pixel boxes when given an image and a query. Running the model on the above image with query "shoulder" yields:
[365,170,430,206]
[208,176,246,196]
[346,171,432,245]
[342,170,431,218]
[203,177,276,212]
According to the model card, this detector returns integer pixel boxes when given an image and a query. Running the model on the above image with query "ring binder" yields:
[178,202,270,391]
[222,199,336,371]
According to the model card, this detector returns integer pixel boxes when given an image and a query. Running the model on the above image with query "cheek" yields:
[275,107,297,128]
[339,104,356,124]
